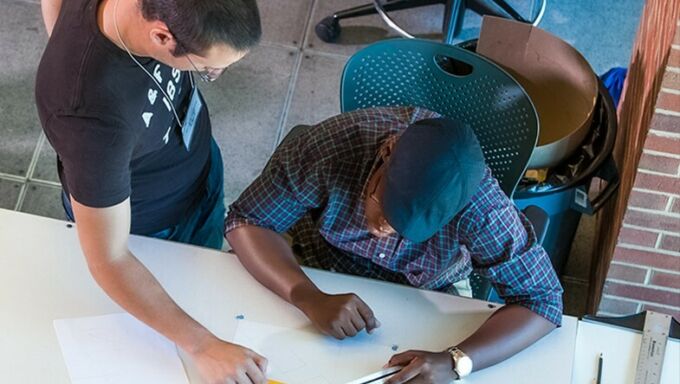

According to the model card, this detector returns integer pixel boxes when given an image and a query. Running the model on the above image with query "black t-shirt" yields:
[35,0,212,234]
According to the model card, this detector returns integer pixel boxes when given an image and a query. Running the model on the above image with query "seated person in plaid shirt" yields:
[226,107,563,383]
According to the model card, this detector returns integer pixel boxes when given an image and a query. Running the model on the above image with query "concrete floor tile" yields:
[259,0,314,48]
[0,0,48,176]
[283,53,346,136]
[0,178,22,210]
[19,183,66,220]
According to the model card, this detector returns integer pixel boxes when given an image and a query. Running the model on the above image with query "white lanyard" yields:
[113,0,191,128]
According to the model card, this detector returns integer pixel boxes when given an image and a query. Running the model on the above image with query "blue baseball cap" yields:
[382,118,486,243]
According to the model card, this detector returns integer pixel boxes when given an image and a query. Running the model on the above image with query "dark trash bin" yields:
[459,40,620,277]
[513,82,619,276]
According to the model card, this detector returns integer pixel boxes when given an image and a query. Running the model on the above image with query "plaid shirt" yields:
[226,107,563,326]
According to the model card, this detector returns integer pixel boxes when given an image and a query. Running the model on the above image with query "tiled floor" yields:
[0,0,644,316]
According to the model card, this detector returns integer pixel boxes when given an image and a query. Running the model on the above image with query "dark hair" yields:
[140,0,262,56]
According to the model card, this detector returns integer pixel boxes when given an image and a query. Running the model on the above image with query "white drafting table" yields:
[573,319,679,384]
[0,209,578,383]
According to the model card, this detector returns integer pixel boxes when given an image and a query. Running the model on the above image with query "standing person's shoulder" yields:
[35,0,142,122]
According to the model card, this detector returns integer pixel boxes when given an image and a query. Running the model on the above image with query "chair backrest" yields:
[340,38,539,197]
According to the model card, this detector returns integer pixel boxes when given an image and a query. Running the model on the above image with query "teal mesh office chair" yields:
[340,38,544,301]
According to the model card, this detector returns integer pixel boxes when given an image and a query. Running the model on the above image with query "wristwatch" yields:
[446,346,473,380]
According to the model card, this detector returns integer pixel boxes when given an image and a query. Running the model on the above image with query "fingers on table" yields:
[356,298,380,333]
[388,350,420,367]
[244,359,267,384]
[385,356,426,384]
[253,353,268,372]
[331,322,348,339]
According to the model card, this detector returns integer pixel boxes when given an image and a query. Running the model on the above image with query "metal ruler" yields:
[345,367,401,384]
[633,311,673,384]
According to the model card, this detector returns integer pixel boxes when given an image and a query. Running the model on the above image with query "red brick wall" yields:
[599,20,680,319]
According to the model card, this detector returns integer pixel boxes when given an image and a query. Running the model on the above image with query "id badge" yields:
[181,86,203,151]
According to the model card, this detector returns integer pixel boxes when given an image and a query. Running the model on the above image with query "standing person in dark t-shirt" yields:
[36,0,268,382]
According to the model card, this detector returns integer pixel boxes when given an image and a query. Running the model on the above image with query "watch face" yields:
[456,355,473,376]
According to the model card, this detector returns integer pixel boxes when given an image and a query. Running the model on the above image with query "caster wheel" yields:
[315,16,341,43]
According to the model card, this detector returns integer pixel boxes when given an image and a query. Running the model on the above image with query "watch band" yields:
[447,346,473,379]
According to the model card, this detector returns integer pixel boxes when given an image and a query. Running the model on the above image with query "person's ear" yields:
[148,22,177,51]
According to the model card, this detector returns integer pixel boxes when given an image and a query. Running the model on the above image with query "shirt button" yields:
[379,253,386,259]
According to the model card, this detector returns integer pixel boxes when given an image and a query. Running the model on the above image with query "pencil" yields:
[596,353,603,384]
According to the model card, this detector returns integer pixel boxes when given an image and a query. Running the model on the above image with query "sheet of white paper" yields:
[572,320,680,384]
[53,313,190,384]
[232,320,395,384]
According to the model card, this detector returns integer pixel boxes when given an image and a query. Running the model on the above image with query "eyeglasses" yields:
[171,30,225,82]
[185,54,224,82]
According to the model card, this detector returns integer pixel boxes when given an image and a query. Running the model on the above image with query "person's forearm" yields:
[227,225,322,306]
[229,225,381,339]
[86,249,214,354]
[41,0,63,36]
[456,304,557,371]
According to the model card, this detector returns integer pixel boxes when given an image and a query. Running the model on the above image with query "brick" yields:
[657,91,680,111]
[660,234,680,252]
[650,113,680,135]
[628,190,669,210]
[669,48,680,68]
[650,270,680,289]
[613,246,680,270]
[633,172,680,195]
[598,297,640,315]
[644,133,680,155]
[624,209,680,233]
[641,304,680,321]
[618,227,660,247]
[672,198,680,214]
[607,262,649,283]
[604,281,680,307]
[638,153,680,174]
[662,70,680,90]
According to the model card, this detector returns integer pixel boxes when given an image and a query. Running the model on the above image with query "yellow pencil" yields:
[268,380,285,384]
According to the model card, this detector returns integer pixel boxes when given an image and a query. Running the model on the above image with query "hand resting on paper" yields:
[384,350,457,384]
[291,286,381,339]
[189,335,269,384]
[383,305,557,383]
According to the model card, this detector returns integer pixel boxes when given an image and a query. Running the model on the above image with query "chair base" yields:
[315,0,443,43]
[314,0,535,44]
[316,16,342,43]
